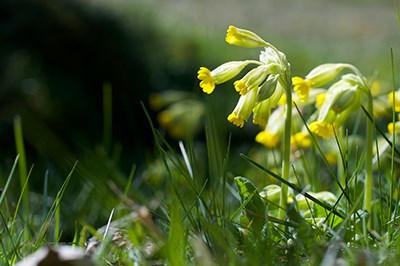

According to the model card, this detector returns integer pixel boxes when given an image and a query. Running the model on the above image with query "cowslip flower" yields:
[197,61,256,94]
[227,87,258,127]
[157,99,205,139]
[309,121,337,140]
[388,90,400,112]
[255,131,281,148]
[226,25,268,48]
[388,115,400,134]
[388,122,400,134]
[234,64,277,95]
[309,76,363,139]
[255,106,285,148]
[253,81,284,127]
[292,64,345,102]
[291,132,312,149]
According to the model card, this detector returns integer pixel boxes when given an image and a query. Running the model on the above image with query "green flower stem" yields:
[364,92,374,227]
[345,63,373,228]
[278,74,292,222]
[265,44,292,222]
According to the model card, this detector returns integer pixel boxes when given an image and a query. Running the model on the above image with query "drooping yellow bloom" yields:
[233,65,270,95]
[255,131,280,148]
[388,90,400,112]
[292,64,345,102]
[225,25,268,48]
[197,67,216,94]
[309,121,336,140]
[292,77,312,102]
[291,132,312,149]
[197,61,252,94]
[316,93,326,109]
[227,113,245,128]
[255,105,286,148]
[252,100,271,127]
[305,64,345,87]
[233,80,247,95]
[227,88,258,128]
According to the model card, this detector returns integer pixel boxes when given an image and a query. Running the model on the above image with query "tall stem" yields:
[278,74,292,221]
[363,91,374,229]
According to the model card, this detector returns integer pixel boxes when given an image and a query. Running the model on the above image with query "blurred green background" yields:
[0,0,398,237]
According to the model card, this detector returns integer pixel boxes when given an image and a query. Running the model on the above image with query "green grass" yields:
[3,94,400,265]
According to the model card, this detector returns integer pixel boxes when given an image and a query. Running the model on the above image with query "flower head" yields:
[291,132,312,149]
[226,25,268,48]
[227,88,258,127]
[292,64,345,102]
[197,61,252,94]
[309,121,337,139]
[227,113,245,128]
[253,81,284,127]
[255,106,286,148]
[252,100,272,127]
[234,64,272,95]
[255,131,280,148]
[292,77,312,102]
[316,93,327,109]
[197,67,216,94]
[305,64,345,87]
[388,90,400,112]
[309,76,363,139]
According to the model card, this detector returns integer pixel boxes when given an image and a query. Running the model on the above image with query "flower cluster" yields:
[198,26,372,151]
[197,26,291,146]
[305,70,369,139]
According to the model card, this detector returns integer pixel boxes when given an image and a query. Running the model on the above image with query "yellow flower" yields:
[309,121,336,139]
[291,132,312,149]
[233,65,270,95]
[388,122,400,134]
[255,131,280,148]
[388,90,400,112]
[227,88,258,127]
[233,80,247,95]
[316,93,326,109]
[325,151,338,165]
[253,83,284,127]
[252,100,272,127]
[158,111,173,128]
[197,67,216,94]
[277,94,286,106]
[225,25,268,48]
[292,64,345,102]
[305,63,345,87]
[227,113,245,128]
[197,61,252,94]
[292,77,312,102]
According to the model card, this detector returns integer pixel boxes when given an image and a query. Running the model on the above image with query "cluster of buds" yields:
[301,66,370,140]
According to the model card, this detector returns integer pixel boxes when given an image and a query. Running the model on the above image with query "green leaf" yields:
[234,176,265,232]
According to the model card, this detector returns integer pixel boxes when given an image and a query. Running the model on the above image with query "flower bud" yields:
[306,63,345,87]
[330,86,359,114]
[227,88,258,127]
[234,65,270,95]
[197,61,252,94]
[226,25,268,48]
